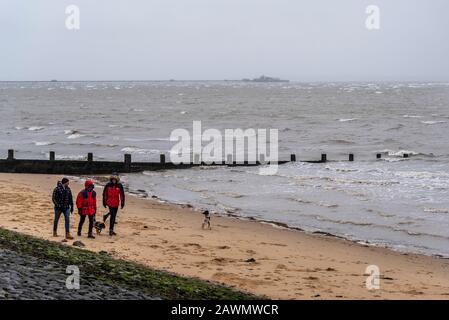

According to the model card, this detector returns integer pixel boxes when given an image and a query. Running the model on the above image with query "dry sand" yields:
[1,173,448,300]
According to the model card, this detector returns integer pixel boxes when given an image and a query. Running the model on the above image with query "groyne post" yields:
[193,154,201,165]
[7,149,14,160]
[349,154,354,162]
[87,153,93,162]
[290,154,296,162]
[49,151,55,161]
[403,153,409,158]
[160,154,165,164]
[376,153,382,159]
[124,154,132,171]
[321,154,327,162]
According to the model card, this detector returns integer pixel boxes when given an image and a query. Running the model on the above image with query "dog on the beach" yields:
[94,221,106,235]
[202,210,211,230]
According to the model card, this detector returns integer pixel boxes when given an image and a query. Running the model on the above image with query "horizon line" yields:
[1,79,449,83]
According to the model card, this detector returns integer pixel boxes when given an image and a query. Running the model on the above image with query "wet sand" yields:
[1,173,449,299]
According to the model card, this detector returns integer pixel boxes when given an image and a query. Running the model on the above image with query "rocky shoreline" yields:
[0,228,258,300]
[0,248,157,300]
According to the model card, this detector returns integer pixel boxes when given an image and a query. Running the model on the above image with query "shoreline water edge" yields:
[81,174,449,260]
[1,173,449,299]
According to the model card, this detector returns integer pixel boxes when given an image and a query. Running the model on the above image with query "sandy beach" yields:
[1,172,449,300]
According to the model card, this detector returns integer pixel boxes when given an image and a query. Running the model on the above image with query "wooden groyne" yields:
[0,149,405,175]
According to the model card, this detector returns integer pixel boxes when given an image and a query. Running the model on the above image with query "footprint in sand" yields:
[190,234,204,238]
[183,243,202,249]
[143,225,160,231]
[303,276,319,281]
[211,257,237,266]
[405,289,424,295]
[212,272,272,289]
[276,264,288,270]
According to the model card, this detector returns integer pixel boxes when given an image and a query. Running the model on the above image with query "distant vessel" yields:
[242,75,289,83]
[50,79,58,82]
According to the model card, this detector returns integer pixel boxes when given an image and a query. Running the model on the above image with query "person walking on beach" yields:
[102,174,125,236]
[76,180,97,239]
[52,178,74,240]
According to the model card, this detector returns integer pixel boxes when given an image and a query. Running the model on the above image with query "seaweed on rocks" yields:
[0,228,260,300]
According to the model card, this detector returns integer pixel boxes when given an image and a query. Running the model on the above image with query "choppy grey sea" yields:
[1,81,449,256]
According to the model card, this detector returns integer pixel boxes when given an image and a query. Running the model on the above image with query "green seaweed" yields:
[0,227,261,300]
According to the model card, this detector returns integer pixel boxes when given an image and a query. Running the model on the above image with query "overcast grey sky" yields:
[1,0,448,81]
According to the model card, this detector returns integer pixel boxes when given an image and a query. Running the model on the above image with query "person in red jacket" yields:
[102,174,125,236]
[76,179,97,239]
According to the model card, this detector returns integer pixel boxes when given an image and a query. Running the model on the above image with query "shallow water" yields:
[1,81,449,256]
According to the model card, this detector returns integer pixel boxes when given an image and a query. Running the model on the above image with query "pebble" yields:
[72,241,85,247]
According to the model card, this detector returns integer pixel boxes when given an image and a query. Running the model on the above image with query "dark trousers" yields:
[108,207,118,231]
[78,214,94,235]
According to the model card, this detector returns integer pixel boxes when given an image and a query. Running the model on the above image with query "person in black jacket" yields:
[52,178,74,239]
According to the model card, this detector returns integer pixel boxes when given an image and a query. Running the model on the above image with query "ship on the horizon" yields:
[242,75,289,83]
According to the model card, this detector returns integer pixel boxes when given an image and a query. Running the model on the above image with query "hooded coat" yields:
[76,180,97,216]
[102,177,125,208]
